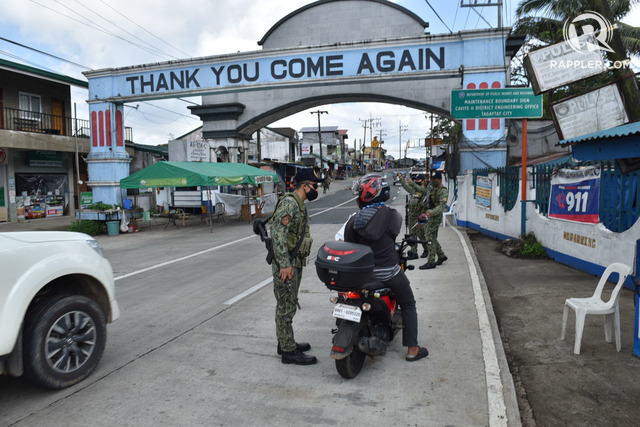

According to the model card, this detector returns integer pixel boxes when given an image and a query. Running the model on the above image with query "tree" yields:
[514,0,640,55]
[512,0,640,120]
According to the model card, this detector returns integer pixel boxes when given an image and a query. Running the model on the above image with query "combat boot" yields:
[277,342,311,354]
[282,350,317,365]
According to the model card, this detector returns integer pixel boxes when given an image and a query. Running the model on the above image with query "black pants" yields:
[383,270,418,347]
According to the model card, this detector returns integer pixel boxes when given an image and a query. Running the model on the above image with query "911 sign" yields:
[549,167,600,224]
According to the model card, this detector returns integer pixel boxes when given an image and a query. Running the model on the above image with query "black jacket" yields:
[344,205,402,268]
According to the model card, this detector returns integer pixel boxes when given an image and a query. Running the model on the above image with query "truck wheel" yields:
[23,295,107,389]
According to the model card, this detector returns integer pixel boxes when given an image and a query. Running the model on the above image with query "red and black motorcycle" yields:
[315,233,423,379]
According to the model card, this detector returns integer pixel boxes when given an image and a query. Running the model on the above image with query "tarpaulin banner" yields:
[475,176,492,209]
[549,166,600,223]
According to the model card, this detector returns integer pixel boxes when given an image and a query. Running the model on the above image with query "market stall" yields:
[120,161,279,232]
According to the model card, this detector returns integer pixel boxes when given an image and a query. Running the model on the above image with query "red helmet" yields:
[357,174,390,208]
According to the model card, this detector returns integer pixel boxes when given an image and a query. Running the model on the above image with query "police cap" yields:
[430,170,443,180]
[293,168,324,184]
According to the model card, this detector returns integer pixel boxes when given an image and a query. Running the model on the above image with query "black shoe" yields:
[281,350,318,365]
[420,251,428,258]
[406,346,429,362]
[419,262,436,270]
[407,251,419,260]
[277,342,311,355]
[435,256,448,265]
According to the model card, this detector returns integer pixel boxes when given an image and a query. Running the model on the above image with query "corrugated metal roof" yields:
[558,121,640,147]
[0,58,88,88]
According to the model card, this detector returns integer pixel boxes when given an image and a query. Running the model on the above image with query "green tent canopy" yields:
[120,161,279,189]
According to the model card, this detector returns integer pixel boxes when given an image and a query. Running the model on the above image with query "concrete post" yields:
[86,102,131,207]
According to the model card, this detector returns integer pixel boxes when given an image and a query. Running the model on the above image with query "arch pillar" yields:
[86,102,131,206]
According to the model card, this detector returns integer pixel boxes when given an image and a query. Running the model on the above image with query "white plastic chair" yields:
[561,262,631,355]
[442,200,457,227]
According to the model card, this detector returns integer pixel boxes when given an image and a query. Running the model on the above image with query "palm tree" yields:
[514,0,640,55]
[513,0,640,121]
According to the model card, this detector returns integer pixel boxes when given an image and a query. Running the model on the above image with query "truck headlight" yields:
[86,240,104,257]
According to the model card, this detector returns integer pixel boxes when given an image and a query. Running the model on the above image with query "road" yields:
[6,182,476,426]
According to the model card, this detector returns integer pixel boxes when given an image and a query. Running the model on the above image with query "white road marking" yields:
[223,277,273,305]
[113,235,256,281]
[116,197,356,305]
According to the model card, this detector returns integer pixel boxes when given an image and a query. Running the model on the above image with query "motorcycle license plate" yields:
[333,303,362,322]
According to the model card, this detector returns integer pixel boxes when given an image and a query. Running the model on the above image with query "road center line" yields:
[113,235,256,281]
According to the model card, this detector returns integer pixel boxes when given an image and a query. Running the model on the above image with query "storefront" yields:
[11,150,71,220]
[15,173,67,219]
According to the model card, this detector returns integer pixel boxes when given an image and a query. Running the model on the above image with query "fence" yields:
[475,161,640,233]
[1,107,133,142]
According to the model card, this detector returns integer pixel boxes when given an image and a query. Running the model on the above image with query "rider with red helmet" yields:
[343,174,429,362]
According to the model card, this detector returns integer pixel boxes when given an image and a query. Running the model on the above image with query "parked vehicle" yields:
[315,233,424,379]
[0,232,120,389]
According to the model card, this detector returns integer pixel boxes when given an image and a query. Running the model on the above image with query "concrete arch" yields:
[236,93,450,137]
[259,0,428,49]
[83,0,516,205]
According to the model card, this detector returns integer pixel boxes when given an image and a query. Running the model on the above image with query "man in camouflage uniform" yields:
[270,168,323,365]
[419,170,448,270]
[398,172,429,259]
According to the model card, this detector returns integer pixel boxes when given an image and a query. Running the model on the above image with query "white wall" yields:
[452,171,638,278]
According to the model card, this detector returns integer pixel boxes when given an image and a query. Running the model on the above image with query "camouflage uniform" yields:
[400,178,429,255]
[269,192,313,353]
[424,184,448,264]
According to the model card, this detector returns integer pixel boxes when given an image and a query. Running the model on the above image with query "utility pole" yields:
[399,123,408,167]
[429,114,434,171]
[311,110,327,172]
[359,119,367,175]
[360,115,380,172]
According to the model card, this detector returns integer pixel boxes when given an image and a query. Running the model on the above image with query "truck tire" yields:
[23,295,107,389]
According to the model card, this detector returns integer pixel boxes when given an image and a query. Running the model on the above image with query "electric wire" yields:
[28,0,176,61]
[98,0,191,58]
[0,36,89,70]
[70,0,182,60]
[424,0,453,33]
[470,6,493,28]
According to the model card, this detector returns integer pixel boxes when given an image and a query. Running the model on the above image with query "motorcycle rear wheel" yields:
[335,348,366,379]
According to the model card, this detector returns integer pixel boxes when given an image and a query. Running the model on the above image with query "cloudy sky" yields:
[1,0,638,159]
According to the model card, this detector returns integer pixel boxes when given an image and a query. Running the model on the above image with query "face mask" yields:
[306,186,319,201]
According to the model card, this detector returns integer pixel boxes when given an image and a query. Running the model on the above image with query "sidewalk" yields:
[469,231,640,426]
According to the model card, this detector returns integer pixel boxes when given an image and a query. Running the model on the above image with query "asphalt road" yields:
[6,183,486,426]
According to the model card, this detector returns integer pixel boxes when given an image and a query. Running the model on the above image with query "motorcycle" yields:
[315,225,427,379]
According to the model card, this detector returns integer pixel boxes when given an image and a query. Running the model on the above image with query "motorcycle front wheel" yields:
[335,348,366,379]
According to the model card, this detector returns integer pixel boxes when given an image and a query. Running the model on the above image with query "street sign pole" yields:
[521,119,528,238]
[450,88,542,239]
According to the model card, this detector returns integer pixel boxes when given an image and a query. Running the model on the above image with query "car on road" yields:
[0,231,119,389]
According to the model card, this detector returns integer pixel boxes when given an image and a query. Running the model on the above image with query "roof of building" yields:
[267,127,298,139]
[300,126,340,133]
[0,58,88,88]
[558,121,640,147]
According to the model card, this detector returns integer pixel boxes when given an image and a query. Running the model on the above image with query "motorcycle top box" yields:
[315,241,374,290]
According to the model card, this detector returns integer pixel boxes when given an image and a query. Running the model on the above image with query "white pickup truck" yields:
[0,231,120,389]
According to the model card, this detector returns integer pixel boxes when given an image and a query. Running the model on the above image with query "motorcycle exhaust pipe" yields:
[358,336,387,356]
